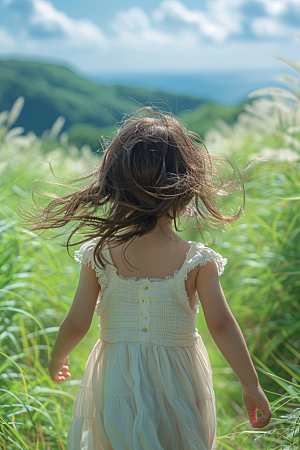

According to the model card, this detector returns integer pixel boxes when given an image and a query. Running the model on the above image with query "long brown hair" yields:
[21,107,245,270]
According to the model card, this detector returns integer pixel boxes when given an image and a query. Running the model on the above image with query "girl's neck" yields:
[120,217,180,246]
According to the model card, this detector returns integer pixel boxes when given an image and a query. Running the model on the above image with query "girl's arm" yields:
[196,260,272,428]
[48,263,101,382]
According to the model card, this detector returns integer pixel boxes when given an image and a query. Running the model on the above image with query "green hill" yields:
[0,59,243,150]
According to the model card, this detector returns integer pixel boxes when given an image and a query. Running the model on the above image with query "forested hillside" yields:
[0,59,243,150]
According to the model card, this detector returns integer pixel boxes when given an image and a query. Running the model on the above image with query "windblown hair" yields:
[21,107,245,271]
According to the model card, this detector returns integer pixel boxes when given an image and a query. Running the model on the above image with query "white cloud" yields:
[1,0,299,74]
[111,6,174,46]
[153,0,300,42]
[4,0,106,48]
[31,0,106,46]
[254,0,299,16]
[153,0,244,42]
[0,27,16,51]
[112,7,150,33]
[251,17,293,37]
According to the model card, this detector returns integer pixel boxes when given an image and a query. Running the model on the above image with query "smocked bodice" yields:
[74,238,227,347]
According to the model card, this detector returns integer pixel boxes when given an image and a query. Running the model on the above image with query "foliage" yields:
[0,59,204,135]
[201,52,299,449]
[180,102,244,138]
[67,123,115,153]
[0,59,245,151]
[0,101,102,449]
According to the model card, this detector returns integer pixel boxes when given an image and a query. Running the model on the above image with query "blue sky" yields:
[0,0,299,76]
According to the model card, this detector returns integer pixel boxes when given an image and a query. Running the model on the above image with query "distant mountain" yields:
[0,60,206,133]
[0,59,244,150]
[89,69,286,105]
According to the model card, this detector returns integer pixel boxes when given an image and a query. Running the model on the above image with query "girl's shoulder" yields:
[188,241,227,277]
[73,236,227,278]
[74,237,103,268]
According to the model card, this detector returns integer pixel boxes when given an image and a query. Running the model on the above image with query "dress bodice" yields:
[74,238,227,347]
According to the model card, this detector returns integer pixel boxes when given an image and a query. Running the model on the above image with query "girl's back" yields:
[107,229,198,310]
[68,232,225,449]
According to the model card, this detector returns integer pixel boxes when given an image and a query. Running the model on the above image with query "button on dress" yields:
[67,239,227,450]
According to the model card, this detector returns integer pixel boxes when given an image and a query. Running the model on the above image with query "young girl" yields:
[28,108,271,449]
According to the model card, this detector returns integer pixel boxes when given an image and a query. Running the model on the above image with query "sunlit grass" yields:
[1,49,300,448]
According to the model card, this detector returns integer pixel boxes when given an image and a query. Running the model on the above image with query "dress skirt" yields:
[67,336,217,450]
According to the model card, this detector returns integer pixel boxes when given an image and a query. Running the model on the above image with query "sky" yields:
[0,0,299,76]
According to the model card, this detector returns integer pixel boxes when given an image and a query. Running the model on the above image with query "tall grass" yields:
[0,50,299,448]
[200,51,300,449]
[0,105,101,449]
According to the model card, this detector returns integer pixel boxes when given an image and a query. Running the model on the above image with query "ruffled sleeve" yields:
[194,243,227,276]
[74,238,109,315]
[74,238,97,268]
[176,242,227,315]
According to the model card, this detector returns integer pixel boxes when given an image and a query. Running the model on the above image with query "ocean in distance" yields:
[87,67,294,105]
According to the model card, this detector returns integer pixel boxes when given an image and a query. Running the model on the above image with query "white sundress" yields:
[67,238,227,450]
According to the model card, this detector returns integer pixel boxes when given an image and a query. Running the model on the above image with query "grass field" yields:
[0,55,299,449]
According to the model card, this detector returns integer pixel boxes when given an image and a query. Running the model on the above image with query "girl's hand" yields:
[242,384,272,428]
[48,356,71,382]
